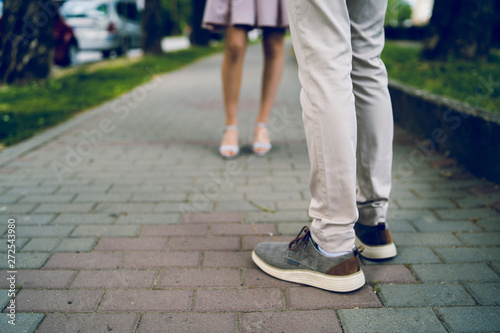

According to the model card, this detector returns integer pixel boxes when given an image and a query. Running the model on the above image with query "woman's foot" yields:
[253,123,272,156]
[219,125,239,159]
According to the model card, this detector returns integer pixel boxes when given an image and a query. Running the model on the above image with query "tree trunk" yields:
[422,0,494,60]
[170,0,179,36]
[0,0,54,85]
[190,0,210,46]
[142,0,163,55]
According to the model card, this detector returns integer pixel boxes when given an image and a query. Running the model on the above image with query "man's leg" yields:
[348,0,397,259]
[250,0,365,292]
[287,0,358,253]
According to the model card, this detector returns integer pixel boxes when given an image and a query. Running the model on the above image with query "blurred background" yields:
[0,0,498,149]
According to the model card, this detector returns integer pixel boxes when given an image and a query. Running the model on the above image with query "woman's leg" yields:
[220,26,248,156]
[254,28,285,153]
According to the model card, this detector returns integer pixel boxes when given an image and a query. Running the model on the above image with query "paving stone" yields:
[455,232,500,246]
[182,212,244,223]
[194,288,284,312]
[434,247,500,263]
[140,224,207,237]
[241,235,292,251]
[70,270,158,289]
[0,288,15,310]
[56,184,110,193]
[435,208,498,220]
[412,263,500,282]
[116,213,180,224]
[123,251,200,269]
[0,238,30,252]
[54,237,97,252]
[71,225,139,237]
[3,214,55,225]
[214,200,269,212]
[0,204,37,214]
[99,290,192,312]
[379,284,474,307]
[464,283,500,305]
[38,313,140,333]
[241,310,341,333]
[0,252,50,269]
[210,223,276,236]
[203,251,254,268]
[477,216,500,231]
[286,285,381,310]
[392,232,462,246]
[467,185,500,196]
[491,262,500,275]
[21,194,76,203]
[338,308,447,333]
[395,199,456,209]
[361,247,441,265]
[436,306,500,333]
[387,209,438,221]
[158,268,241,288]
[74,193,132,203]
[0,193,22,204]
[21,238,61,252]
[13,289,104,312]
[456,195,500,208]
[35,203,94,213]
[170,201,214,213]
[386,220,416,232]
[94,203,157,214]
[276,200,310,210]
[246,211,309,223]
[138,313,237,333]
[243,268,297,288]
[169,236,239,251]
[0,313,45,333]
[277,222,307,235]
[51,213,115,224]
[43,252,124,269]
[130,193,188,202]
[362,265,417,284]
[0,270,76,289]
[14,225,74,237]
[246,192,302,201]
[95,237,168,251]
[411,219,481,232]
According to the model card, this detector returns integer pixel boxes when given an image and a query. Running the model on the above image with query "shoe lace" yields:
[288,226,311,251]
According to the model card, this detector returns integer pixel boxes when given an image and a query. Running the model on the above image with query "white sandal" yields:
[219,125,239,159]
[253,122,272,156]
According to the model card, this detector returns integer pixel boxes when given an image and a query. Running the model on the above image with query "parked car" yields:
[60,0,141,58]
[0,0,79,66]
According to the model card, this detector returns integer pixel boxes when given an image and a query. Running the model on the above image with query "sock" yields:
[313,240,350,258]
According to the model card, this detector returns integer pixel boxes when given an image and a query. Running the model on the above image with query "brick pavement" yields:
[0,41,499,332]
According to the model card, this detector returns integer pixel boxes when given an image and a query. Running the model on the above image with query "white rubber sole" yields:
[355,236,397,259]
[251,251,365,292]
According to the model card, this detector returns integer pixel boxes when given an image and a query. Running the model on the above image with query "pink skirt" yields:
[202,0,289,31]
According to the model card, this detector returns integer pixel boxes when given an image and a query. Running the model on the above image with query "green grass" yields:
[381,42,500,113]
[0,45,223,147]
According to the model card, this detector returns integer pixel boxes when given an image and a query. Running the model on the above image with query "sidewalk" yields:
[0,41,499,332]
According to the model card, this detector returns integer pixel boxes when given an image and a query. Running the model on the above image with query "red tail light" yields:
[107,22,118,33]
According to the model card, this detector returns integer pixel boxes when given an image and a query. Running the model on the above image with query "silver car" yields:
[61,0,141,57]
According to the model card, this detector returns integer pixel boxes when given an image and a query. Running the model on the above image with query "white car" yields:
[61,0,141,57]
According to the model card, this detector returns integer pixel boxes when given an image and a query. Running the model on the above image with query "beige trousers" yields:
[286,0,394,252]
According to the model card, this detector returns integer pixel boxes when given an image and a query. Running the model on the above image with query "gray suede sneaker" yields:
[252,226,365,292]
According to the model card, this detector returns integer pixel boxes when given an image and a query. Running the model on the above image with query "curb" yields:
[388,78,500,183]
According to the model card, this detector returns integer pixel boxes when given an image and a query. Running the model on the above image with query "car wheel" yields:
[116,37,129,57]
[61,42,78,67]
[102,50,112,58]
